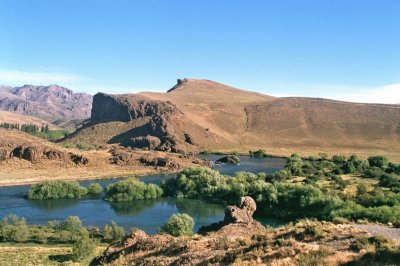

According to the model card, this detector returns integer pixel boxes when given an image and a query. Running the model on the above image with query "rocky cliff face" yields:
[91,93,178,123]
[87,92,196,152]
[0,84,92,123]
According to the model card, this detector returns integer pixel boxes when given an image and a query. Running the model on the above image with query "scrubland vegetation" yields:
[0,122,69,141]
[159,213,195,236]
[162,154,400,223]
[62,141,100,151]
[15,152,400,264]
[0,215,125,263]
[27,181,103,200]
[105,178,163,201]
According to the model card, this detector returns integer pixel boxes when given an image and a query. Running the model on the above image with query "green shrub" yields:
[63,142,100,151]
[105,178,163,202]
[0,215,29,242]
[387,162,400,175]
[32,129,70,141]
[362,166,385,179]
[87,183,103,194]
[379,173,399,188]
[332,155,346,165]
[159,213,194,236]
[249,149,268,158]
[61,216,83,232]
[102,221,125,241]
[71,235,96,261]
[368,156,389,169]
[27,180,87,200]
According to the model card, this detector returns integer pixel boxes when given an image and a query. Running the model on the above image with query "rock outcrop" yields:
[215,155,240,164]
[86,92,197,152]
[91,197,265,266]
[224,196,257,224]
[0,141,89,165]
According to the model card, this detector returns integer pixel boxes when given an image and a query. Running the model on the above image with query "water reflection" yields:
[28,199,81,212]
[0,156,286,232]
[174,198,225,220]
[109,198,159,216]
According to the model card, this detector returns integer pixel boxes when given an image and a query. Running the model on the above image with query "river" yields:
[0,155,286,234]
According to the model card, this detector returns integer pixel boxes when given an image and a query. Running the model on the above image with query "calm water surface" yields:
[0,156,285,234]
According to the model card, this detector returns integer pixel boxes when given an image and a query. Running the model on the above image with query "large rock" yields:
[224,196,256,224]
[89,93,190,152]
[90,197,265,266]
[129,136,161,150]
[199,196,262,234]
[215,155,240,164]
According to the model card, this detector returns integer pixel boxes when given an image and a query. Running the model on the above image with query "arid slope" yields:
[141,79,400,158]
[0,110,60,130]
[0,128,210,185]
[69,78,400,161]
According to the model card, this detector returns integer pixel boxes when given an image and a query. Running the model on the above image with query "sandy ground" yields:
[354,224,400,243]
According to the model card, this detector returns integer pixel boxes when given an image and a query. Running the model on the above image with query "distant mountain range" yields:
[0,85,92,126]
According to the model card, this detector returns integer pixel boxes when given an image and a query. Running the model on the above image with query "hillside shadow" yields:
[49,254,73,263]
[107,122,155,147]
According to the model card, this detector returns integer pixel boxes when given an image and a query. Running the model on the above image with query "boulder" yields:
[70,154,89,165]
[130,136,161,150]
[199,196,262,234]
[224,196,256,224]
[215,155,240,164]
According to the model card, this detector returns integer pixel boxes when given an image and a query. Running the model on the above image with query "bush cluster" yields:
[27,181,103,200]
[105,178,163,202]
[161,159,400,223]
[159,213,195,236]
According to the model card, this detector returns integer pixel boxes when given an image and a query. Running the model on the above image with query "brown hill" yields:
[0,110,60,130]
[67,78,400,161]
[0,84,93,126]
[0,127,211,185]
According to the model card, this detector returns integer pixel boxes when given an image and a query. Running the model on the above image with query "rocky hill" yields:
[0,84,92,125]
[66,78,400,160]
[91,196,383,265]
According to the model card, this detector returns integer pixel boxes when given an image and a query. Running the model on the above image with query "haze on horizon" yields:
[0,0,399,104]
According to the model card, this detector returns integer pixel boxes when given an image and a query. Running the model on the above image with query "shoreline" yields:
[0,168,179,188]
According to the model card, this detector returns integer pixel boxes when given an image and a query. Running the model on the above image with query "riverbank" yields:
[0,147,213,187]
[0,166,172,187]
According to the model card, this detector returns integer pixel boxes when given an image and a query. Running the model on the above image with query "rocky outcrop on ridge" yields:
[87,92,197,152]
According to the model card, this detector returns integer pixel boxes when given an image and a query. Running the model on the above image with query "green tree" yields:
[0,215,29,242]
[87,183,103,194]
[27,180,87,200]
[368,156,389,169]
[102,221,125,241]
[71,236,96,261]
[105,178,163,202]
[159,213,195,236]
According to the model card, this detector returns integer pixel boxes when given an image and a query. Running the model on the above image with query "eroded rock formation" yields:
[91,197,264,266]
[89,93,194,152]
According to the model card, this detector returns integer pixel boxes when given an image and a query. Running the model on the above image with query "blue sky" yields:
[0,0,399,103]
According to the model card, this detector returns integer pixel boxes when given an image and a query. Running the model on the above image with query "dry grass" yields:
[0,243,106,266]
[140,79,400,162]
